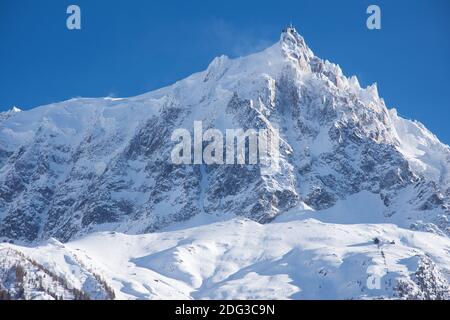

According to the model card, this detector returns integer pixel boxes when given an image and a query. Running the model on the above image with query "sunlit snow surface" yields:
[2,206,450,300]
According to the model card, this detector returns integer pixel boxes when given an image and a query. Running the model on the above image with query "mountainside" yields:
[1,216,449,300]
[1,26,450,300]
[1,27,449,244]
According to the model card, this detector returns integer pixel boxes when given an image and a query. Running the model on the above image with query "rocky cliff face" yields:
[1,27,449,243]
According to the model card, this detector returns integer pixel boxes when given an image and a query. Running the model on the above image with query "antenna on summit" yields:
[283,22,294,33]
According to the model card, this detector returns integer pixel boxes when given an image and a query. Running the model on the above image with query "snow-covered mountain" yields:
[1,215,449,300]
[1,27,449,299]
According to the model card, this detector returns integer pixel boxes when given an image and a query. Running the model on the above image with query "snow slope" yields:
[1,213,449,300]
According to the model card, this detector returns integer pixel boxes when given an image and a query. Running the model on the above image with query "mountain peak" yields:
[0,106,22,123]
[281,24,299,36]
[10,106,22,113]
[280,25,314,69]
[1,106,21,114]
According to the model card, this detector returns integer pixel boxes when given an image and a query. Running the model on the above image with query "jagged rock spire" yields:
[280,24,314,70]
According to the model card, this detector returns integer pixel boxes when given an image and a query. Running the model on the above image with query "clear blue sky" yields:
[1,0,449,143]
